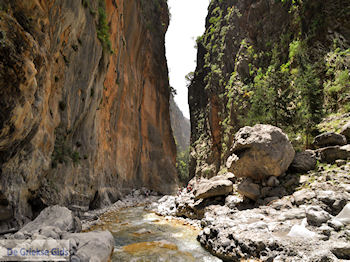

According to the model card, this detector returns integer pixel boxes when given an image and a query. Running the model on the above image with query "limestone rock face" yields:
[226,124,295,180]
[0,0,177,229]
[188,0,349,180]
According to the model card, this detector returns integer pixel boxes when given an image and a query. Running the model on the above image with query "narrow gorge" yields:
[0,0,349,261]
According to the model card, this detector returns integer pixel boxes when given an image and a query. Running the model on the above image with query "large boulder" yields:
[313,132,347,148]
[340,122,350,141]
[318,145,350,163]
[290,150,317,173]
[226,124,295,180]
[64,231,114,262]
[19,206,79,234]
[194,178,233,200]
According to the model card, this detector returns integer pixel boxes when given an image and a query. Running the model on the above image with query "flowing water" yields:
[89,205,222,262]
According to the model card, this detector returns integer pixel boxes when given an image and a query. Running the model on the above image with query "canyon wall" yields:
[189,0,350,178]
[0,0,177,230]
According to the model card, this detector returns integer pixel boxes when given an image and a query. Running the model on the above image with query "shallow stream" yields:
[90,206,222,262]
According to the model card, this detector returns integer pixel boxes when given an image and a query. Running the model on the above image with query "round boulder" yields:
[226,124,295,180]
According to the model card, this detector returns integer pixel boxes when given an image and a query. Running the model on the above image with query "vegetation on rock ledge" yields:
[189,0,350,177]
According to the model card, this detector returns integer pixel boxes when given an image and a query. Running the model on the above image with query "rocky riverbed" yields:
[0,188,160,262]
[151,161,350,261]
[1,166,349,262]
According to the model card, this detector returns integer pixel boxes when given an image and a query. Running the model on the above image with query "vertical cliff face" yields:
[189,0,350,178]
[0,0,177,230]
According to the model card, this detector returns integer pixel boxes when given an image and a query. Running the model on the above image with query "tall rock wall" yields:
[0,0,177,230]
[189,0,350,178]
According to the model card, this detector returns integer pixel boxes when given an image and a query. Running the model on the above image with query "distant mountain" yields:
[170,96,190,152]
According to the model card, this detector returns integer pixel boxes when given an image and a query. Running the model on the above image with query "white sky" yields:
[166,0,210,119]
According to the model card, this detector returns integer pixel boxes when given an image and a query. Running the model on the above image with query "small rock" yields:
[266,186,287,198]
[268,198,292,210]
[293,190,316,205]
[331,242,350,259]
[319,224,332,237]
[328,219,343,231]
[317,191,336,205]
[261,187,272,198]
[336,159,347,166]
[340,121,350,140]
[299,175,309,184]
[313,132,347,148]
[344,185,350,193]
[237,179,260,201]
[335,203,350,225]
[284,175,299,187]
[13,231,25,240]
[225,195,242,209]
[306,206,332,227]
[287,219,317,238]
[203,227,211,235]
[333,199,348,214]
[267,176,280,187]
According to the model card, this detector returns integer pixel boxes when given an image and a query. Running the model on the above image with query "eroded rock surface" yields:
[0,0,177,230]
[226,124,295,180]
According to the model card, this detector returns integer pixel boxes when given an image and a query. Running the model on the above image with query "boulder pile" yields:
[2,206,114,262]
[151,122,350,262]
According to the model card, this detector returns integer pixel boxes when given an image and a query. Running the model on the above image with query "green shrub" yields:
[97,0,113,53]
